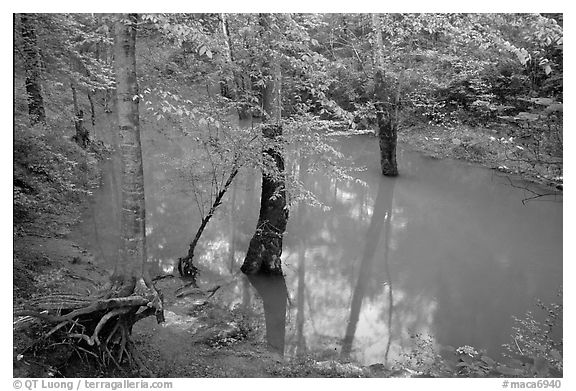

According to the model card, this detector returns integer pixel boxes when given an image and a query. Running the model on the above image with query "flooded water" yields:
[75,120,562,366]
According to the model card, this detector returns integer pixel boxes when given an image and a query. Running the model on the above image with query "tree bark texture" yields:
[371,14,399,177]
[112,14,146,295]
[20,14,46,125]
[241,14,288,275]
[374,70,399,176]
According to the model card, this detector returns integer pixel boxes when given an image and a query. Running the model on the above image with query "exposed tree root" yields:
[14,287,164,375]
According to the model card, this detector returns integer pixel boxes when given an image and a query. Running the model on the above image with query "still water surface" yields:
[75,125,562,365]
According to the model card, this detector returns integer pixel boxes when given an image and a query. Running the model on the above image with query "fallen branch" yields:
[503,176,562,205]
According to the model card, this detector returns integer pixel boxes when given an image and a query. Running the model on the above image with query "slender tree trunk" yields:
[241,14,287,275]
[220,13,251,120]
[371,14,399,177]
[20,14,46,125]
[84,67,96,126]
[113,13,150,297]
[341,179,396,358]
[218,13,236,100]
[178,166,240,278]
[87,90,96,126]
[71,83,89,148]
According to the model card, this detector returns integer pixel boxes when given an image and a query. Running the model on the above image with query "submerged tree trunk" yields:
[341,178,396,358]
[241,15,287,275]
[372,14,399,177]
[20,14,46,125]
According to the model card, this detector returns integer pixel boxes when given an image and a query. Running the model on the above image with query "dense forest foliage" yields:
[13,13,562,378]
[14,13,563,220]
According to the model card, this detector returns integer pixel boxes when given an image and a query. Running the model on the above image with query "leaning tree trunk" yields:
[20,14,46,125]
[241,15,288,275]
[177,164,239,279]
[371,14,399,177]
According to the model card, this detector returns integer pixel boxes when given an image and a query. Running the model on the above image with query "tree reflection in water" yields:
[246,273,288,355]
[341,177,396,361]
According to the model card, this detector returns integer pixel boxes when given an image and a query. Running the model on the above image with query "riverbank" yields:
[398,124,563,190]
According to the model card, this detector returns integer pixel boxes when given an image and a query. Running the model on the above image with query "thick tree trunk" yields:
[375,70,399,176]
[113,13,148,296]
[241,14,288,275]
[371,14,399,177]
[240,125,287,274]
[341,179,396,358]
[20,14,46,125]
